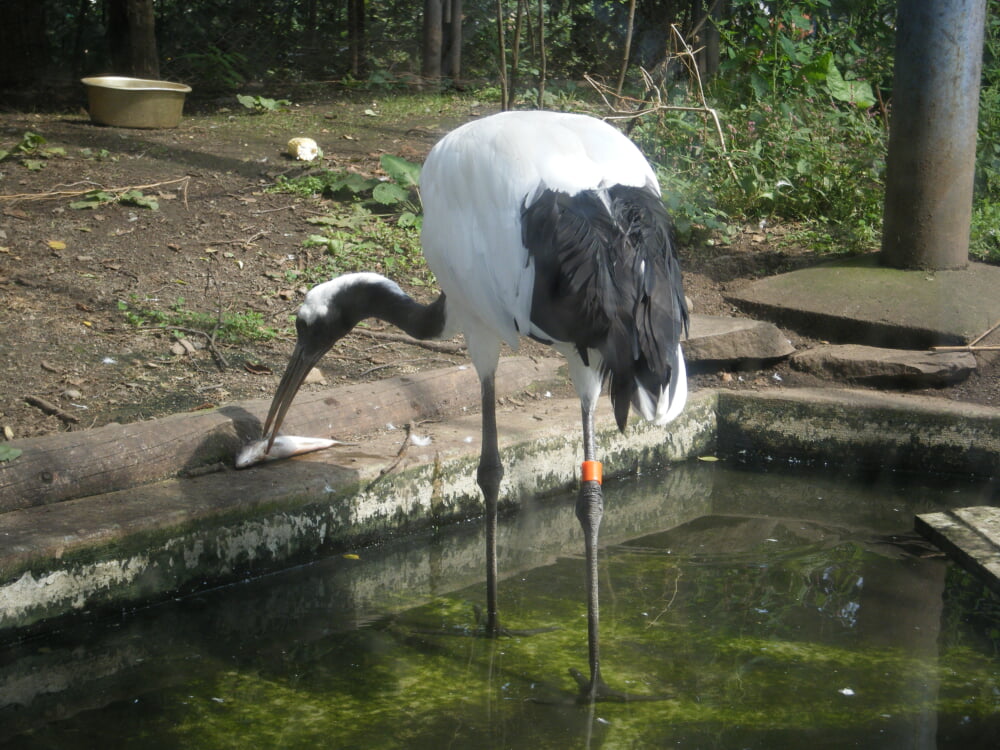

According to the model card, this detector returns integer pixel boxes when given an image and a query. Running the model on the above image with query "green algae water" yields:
[2,460,999,749]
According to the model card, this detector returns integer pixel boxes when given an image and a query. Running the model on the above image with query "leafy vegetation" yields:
[0,131,66,170]
[19,0,1000,263]
[236,94,292,113]
[624,0,894,253]
[972,7,1000,262]
[69,189,159,211]
[623,0,1000,263]
[118,296,281,345]
[268,153,431,286]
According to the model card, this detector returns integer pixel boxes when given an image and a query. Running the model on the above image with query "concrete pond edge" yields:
[2,374,1000,639]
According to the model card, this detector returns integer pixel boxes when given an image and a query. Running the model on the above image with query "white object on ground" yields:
[236,434,342,468]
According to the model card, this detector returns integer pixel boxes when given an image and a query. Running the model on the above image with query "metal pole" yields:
[881,0,987,270]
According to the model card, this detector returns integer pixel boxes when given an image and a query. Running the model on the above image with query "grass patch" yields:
[118,296,283,344]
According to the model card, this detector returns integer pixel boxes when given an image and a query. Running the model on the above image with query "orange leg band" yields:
[581,460,603,484]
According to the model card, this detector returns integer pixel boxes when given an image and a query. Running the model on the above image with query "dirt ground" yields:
[2,95,999,444]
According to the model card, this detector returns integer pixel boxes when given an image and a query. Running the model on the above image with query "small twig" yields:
[357,357,457,378]
[24,395,80,425]
[353,328,466,354]
[206,231,268,248]
[931,319,1000,352]
[136,325,230,370]
[970,318,1000,347]
[252,204,297,215]
[585,24,739,184]
[0,176,192,204]
[364,423,413,491]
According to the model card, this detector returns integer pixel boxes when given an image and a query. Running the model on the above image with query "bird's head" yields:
[261,279,359,450]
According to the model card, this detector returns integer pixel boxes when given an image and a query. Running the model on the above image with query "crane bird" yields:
[258,110,688,702]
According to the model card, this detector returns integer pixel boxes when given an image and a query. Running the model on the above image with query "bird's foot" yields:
[568,668,672,704]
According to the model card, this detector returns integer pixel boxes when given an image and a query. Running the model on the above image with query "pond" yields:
[1,460,998,749]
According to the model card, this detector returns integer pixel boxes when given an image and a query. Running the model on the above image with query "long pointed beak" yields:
[262,343,324,451]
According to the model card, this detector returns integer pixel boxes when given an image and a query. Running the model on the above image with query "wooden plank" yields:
[915,506,1000,597]
[0,357,563,512]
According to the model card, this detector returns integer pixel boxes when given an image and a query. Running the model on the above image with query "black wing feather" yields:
[522,184,688,431]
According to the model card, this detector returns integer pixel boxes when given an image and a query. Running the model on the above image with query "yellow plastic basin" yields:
[81,76,192,129]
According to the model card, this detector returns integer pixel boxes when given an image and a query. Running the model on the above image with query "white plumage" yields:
[422,111,656,350]
[251,110,688,701]
[421,111,686,430]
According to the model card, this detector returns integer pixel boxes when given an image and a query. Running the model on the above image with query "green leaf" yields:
[0,149,9,161]
[380,154,421,188]
[22,159,45,171]
[69,190,114,210]
[331,173,379,196]
[0,445,22,463]
[825,62,875,108]
[750,72,771,101]
[801,52,833,83]
[397,211,420,228]
[777,34,799,64]
[119,190,159,210]
[372,181,409,206]
[303,234,334,246]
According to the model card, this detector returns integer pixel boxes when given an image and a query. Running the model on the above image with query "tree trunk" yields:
[696,0,725,79]
[423,0,443,80]
[446,0,463,81]
[536,0,546,108]
[0,1,49,87]
[106,0,160,78]
[495,0,510,109]
[348,0,366,77]
[510,0,524,100]
[615,0,636,96]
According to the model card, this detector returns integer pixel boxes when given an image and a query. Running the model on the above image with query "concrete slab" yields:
[0,389,720,635]
[726,254,1000,349]
[4,378,1000,638]
[916,507,1000,597]
[716,387,1000,476]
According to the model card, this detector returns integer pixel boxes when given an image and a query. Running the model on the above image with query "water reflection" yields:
[1,461,998,748]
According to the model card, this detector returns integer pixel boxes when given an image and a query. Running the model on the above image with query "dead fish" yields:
[235,435,344,469]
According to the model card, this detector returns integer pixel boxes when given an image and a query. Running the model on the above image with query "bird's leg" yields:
[569,405,666,704]
[477,373,503,636]
[572,402,609,700]
[473,374,556,640]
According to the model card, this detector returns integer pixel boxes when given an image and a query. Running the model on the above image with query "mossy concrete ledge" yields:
[716,387,1000,476]
[4,379,1000,638]
[0,386,717,637]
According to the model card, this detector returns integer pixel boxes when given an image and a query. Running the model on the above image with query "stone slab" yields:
[685,314,795,366]
[727,254,1000,349]
[791,344,977,386]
